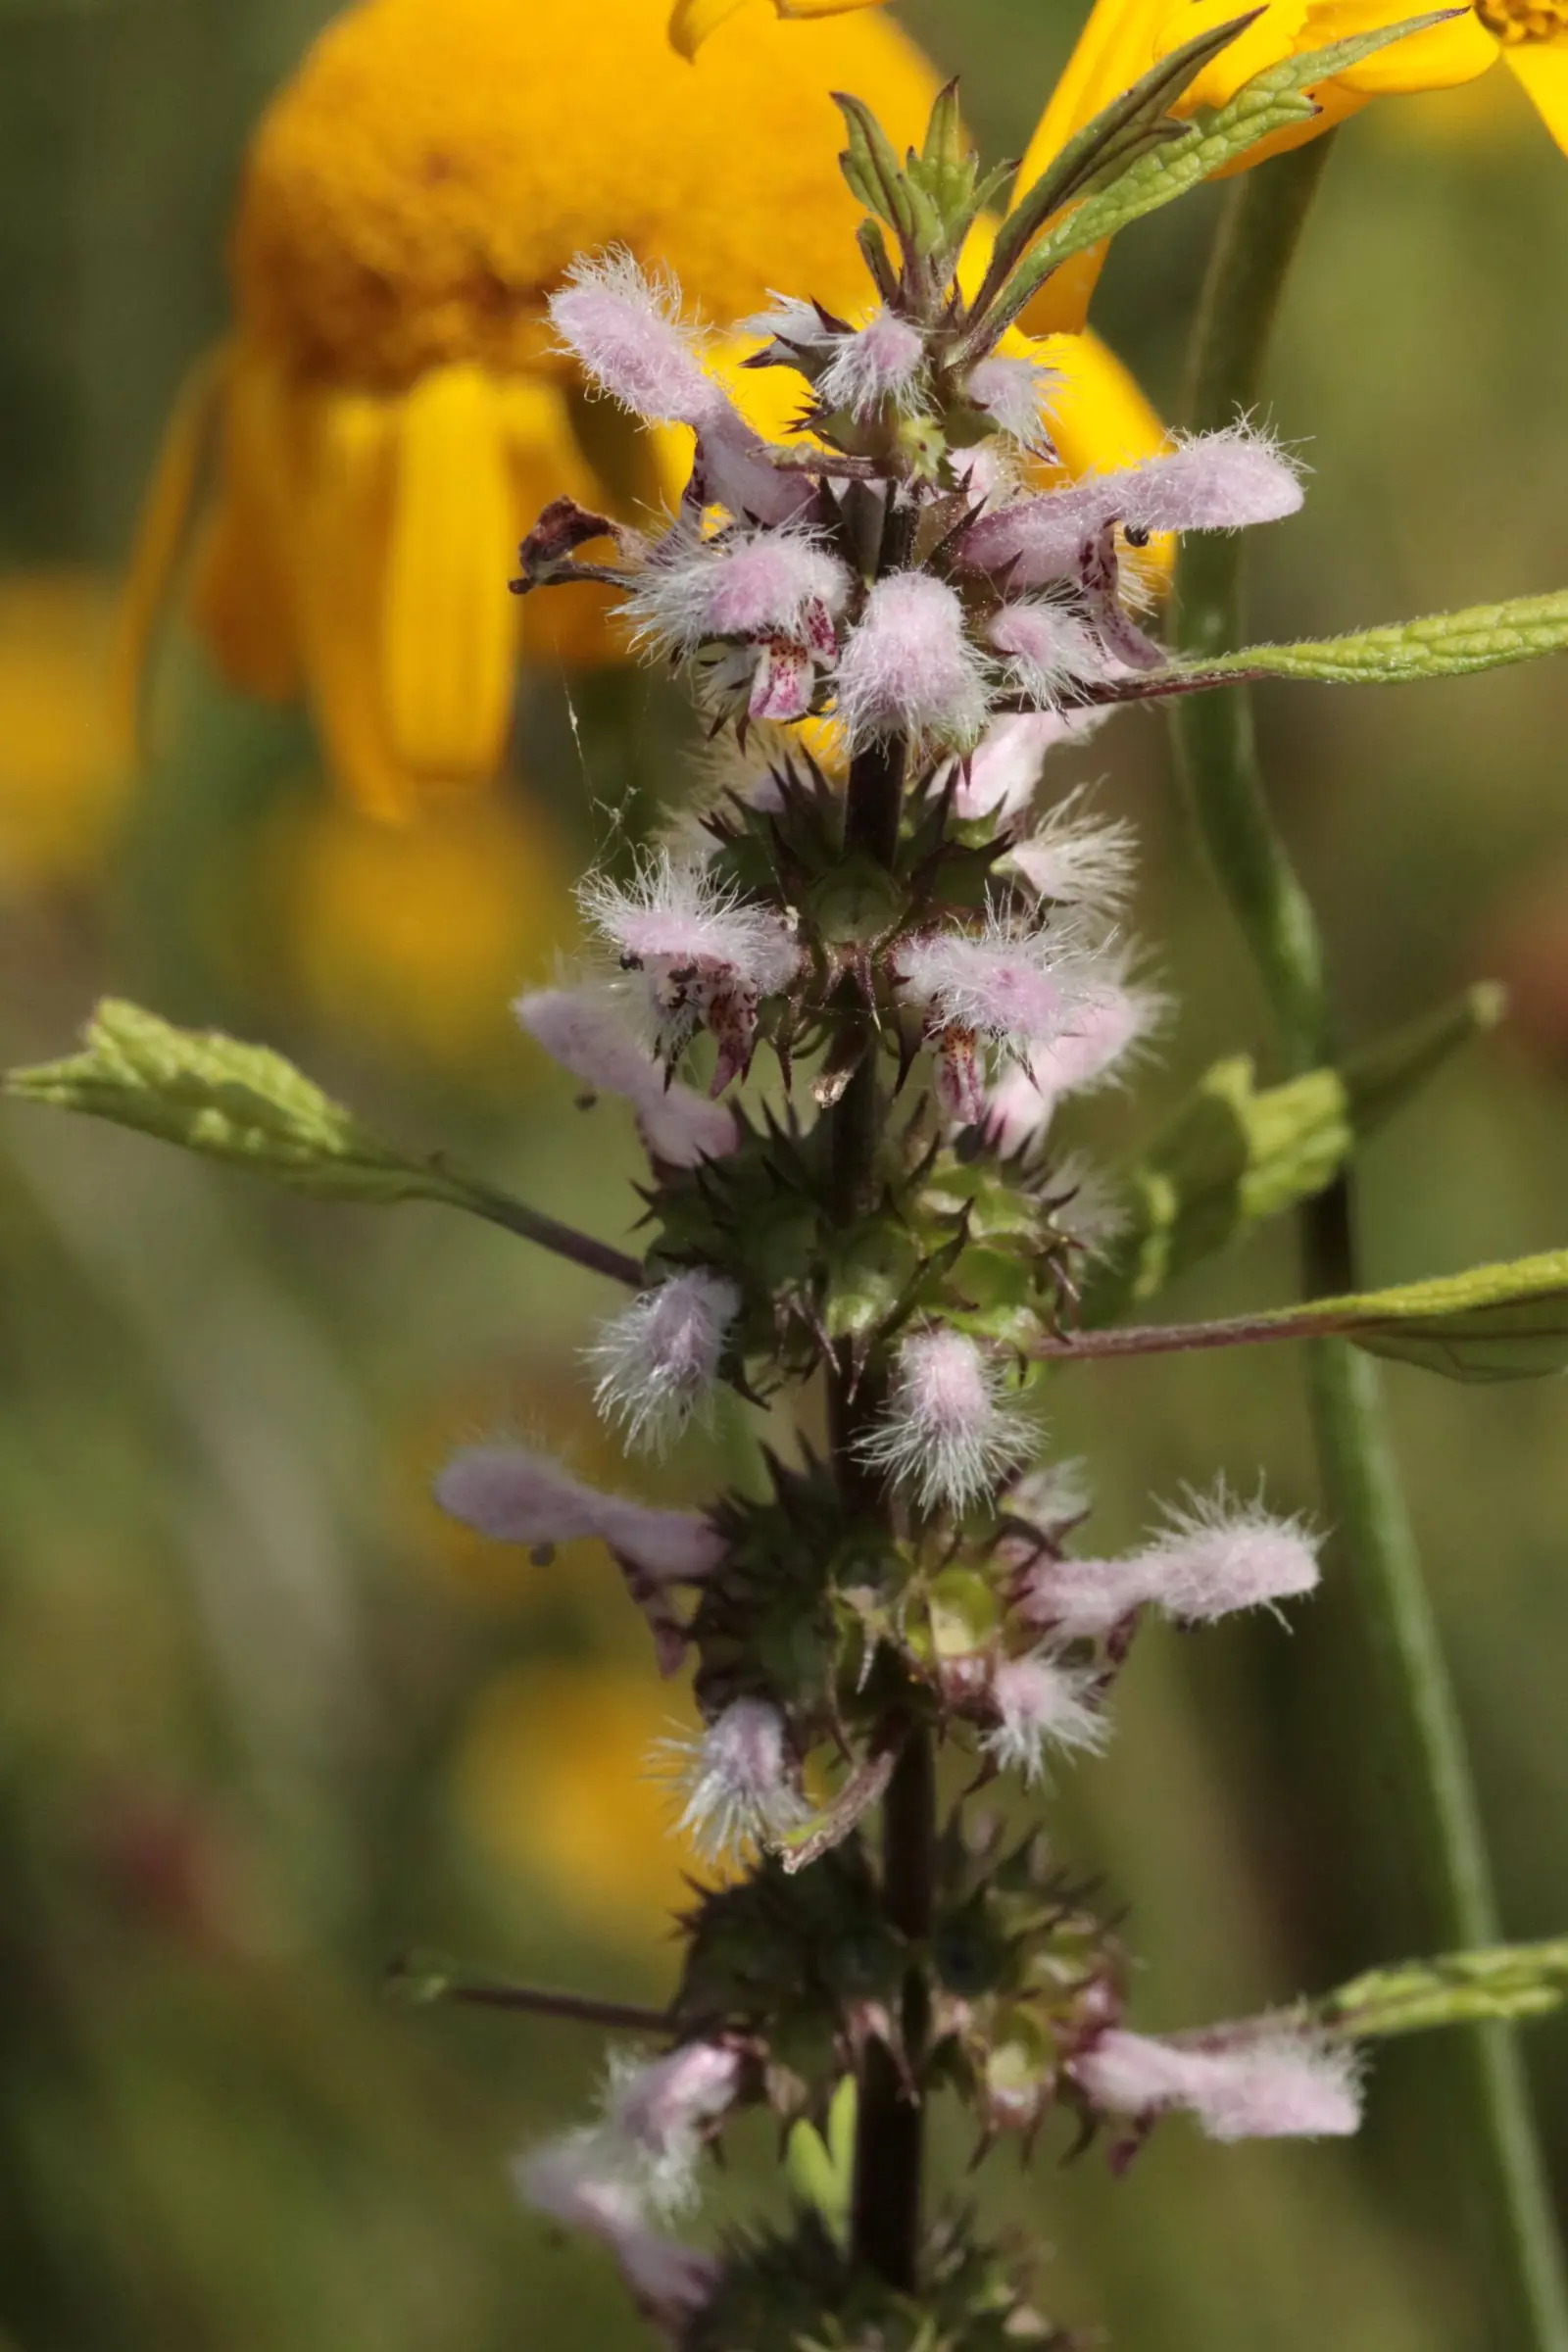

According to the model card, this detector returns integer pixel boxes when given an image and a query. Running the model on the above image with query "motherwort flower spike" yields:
[33,55,1568,2352]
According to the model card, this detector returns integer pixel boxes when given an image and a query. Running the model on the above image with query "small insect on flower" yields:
[434,1442,724,1670]
[515,987,740,1168]
[834,571,993,753]
[660,1695,808,1864]
[961,421,1305,590]
[578,852,804,1092]
[1072,2028,1363,2143]
[858,1328,1033,1515]
[588,1269,743,1453]
[515,2136,718,2326]
[981,1650,1108,1783]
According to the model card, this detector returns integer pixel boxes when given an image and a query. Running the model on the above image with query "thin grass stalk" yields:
[1170,142,1568,2352]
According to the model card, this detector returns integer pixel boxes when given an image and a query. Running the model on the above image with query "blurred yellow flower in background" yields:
[456,1661,709,1946]
[119,0,948,822]
[0,571,129,892]
[261,791,575,1066]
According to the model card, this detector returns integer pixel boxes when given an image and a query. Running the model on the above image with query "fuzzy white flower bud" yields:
[516,2136,717,2325]
[858,1328,1031,1514]
[1018,1485,1321,1641]
[588,1269,742,1452]
[982,1651,1107,1782]
[662,1696,808,1863]
[835,571,992,751]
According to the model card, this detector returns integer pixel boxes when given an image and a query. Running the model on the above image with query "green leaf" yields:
[1329,1251,1568,1381]
[969,11,1454,351]
[5,998,462,1207]
[1083,986,1500,1322]
[969,8,1262,326]
[1318,1940,1568,2040]
[784,2078,857,2248]
[5,999,643,1284]
[1202,590,1568,686]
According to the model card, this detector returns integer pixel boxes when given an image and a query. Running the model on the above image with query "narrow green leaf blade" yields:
[1207,589,1568,685]
[974,11,1455,349]
[1320,1939,1568,2040]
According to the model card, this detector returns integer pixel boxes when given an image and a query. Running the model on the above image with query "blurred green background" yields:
[2,2,1567,2346]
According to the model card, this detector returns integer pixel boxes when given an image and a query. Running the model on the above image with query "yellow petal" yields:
[110,346,224,763]
[186,347,305,705]
[668,0,756,57]
[1013,0,1173,201]
[1152,0,1306,111]
[1326,0,1498,90]
[297,392,416,824]
[381,365,516,787]
[1504,36,1568,151]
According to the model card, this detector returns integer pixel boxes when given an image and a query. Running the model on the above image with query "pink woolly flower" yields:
[1113,424,1306,539]
[435,1443,723,1671]
[1072,2029,1361,2142]
[1018,1486,1320,1640]
[982,1651,1107,1782]
[578,854,803,1090]
[952,710,1112,826]
[628,527,850,657]
[835,572,992,751]
[1128,1486,1322,1625]
[551,251,809,527]
[979,973,1167,1150]
[818,307,927,417]
[515,988,739,1168]
[858,1328,1031,1513]
[661,1696,807,1862]
[963,353,1057,447]
[588,1269,741,1453]
[516,2138,718,2326]
[987,600,1116,708]
[551,251,719,426]
[1004,790,1137,917]
[960,423,1303,588]
[606,2043,745,2214]
[896,910,1092,1059]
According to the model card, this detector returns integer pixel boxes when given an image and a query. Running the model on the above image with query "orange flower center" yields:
[1474,0,1568,42]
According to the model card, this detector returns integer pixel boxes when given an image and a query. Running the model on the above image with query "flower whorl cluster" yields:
[464,75,1372,2352]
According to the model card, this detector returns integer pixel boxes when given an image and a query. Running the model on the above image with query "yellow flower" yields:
[0,571,129,891]
[258,790,575,1067]
[456,1660,710,1946]
[119,0,950,823]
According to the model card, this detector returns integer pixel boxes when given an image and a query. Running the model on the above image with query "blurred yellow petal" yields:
[0,571,128,889]
[381,365,515,788]
[669,0,755,55]
[1504,35,1568,148]
[268,793,573,1065]
[297,393,415,824]
[111,347,223,762]
[187,349,305,705]
[1329,0,1499,88]
[456,1663,710,1944]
